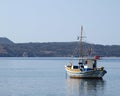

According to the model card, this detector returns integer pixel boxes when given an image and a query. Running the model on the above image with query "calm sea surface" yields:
[0,57,120,96]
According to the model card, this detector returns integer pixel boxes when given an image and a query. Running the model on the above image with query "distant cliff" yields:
[0,38,120,57]
[0,37,14,44]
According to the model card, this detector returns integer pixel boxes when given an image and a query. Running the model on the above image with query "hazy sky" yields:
[0,0,120,45]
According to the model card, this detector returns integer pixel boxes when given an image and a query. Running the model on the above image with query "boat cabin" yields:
[85,59,96,70]
[67,58,97,71]
[78,58,97,71]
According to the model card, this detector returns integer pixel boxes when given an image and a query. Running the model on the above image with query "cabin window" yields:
[73,66,79,69]
[84,60,87,65]
[93,60,97,68]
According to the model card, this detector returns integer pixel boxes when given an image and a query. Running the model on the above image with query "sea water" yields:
[0,57,119,96]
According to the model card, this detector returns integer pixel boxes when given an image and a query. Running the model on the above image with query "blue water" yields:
[0,57,119,96]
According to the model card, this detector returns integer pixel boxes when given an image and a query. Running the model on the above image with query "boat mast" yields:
[80,26,83,58]
[78,26,83,63]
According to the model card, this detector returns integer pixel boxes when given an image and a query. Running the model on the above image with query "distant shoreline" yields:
[0,42,120,57]
[0,37,120,57]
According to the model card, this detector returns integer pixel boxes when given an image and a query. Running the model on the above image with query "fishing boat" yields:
[65,26,107,79]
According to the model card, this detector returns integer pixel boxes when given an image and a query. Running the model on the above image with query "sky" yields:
[0,0,120,45]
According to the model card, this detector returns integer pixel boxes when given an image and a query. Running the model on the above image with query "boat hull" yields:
[65,68,107,79]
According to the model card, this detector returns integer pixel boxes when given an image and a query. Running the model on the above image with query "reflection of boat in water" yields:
[66,78,105,96]
[65,26,107,79]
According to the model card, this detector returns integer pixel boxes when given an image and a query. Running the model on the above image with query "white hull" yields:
[65,67,107,79]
